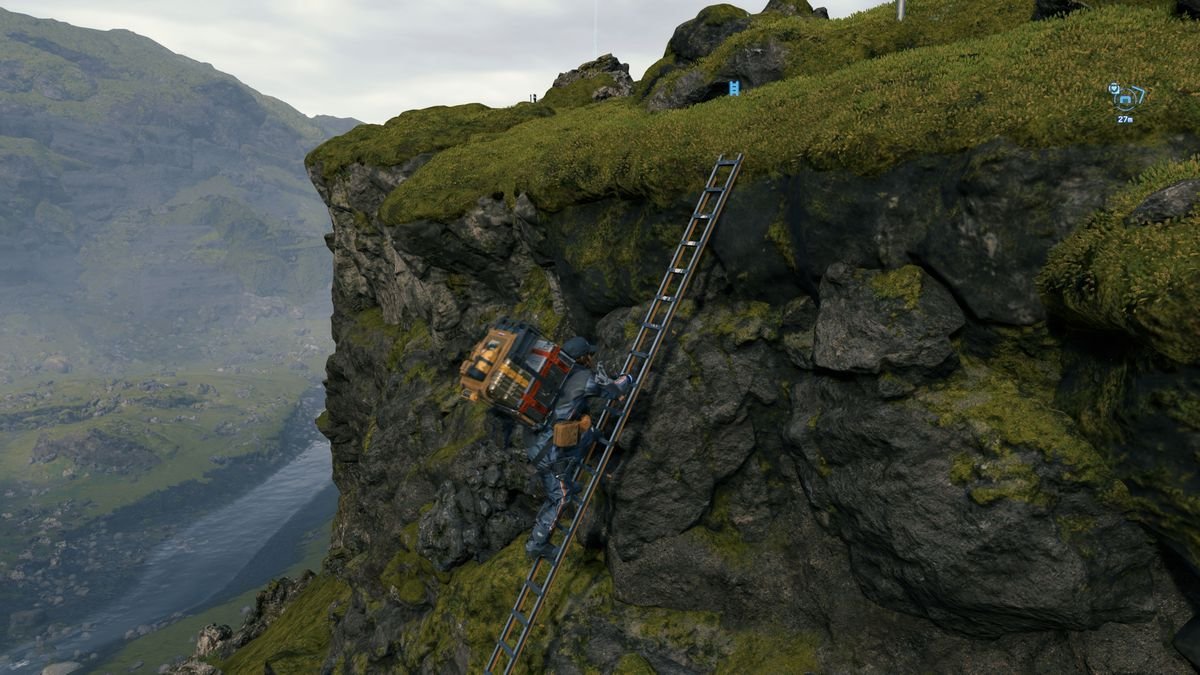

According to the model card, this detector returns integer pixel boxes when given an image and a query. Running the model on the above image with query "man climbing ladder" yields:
[484,153,744,675]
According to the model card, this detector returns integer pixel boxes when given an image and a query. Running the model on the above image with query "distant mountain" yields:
[0,8,360,368]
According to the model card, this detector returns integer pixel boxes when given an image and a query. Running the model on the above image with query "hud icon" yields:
[1108,82,1146,112]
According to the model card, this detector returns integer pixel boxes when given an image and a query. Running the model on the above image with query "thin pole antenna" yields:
[897,0,905,20]
[593,0,598,58]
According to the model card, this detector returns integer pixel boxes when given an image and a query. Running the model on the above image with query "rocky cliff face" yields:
[274,1,1200,672]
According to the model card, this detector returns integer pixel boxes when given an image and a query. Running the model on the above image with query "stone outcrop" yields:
[667,5,753,62]
[761,0,816,16]
[1125,178,1200,225]
[546,54,633,104]
[812,263,964,374]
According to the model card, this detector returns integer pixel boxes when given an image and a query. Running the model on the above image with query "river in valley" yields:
[2,419,337,673]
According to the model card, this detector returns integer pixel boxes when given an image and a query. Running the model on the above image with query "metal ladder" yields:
[483,153,744,675]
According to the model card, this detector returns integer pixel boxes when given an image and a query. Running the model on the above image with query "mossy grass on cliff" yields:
[649,0,1032,103]
[217,573,351,674]
[319,3,1200,226]
[918,338,1131,509]
[306,102,553,181]
[1039,155,1200,364]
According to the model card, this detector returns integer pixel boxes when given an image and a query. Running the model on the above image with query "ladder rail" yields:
[484,153,743,675]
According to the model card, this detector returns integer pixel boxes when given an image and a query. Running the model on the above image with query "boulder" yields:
[1124,178,1200,225]
[760,0,815,15]
[645,69,720,112]
[813,6,830,18]
[666,4,752,62]
[194,623,232,657]
[645,35,788,112]
[812,263,964,374]
[785,373,1159,637]
[548,54,634,102]
[40,663,82,675]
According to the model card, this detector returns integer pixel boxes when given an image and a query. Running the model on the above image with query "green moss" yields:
[542,73,617,110]
[716,629,820,675]
[687,489,755,564]
[218,574,350,675]
[362,416,377,453]
[634,55,678,98]
[397,539,606,672]
[631,604,722,651]
[306,102,553,181]
[967,450,1047,507]
[380,526,442,607]
[871,265,924,311]
[949,452,975,484]
[919,347,1126,508]
[765,220,797,271]
[512,267,564,338]
[352,4,1195,226]
[426,401,486,467]
[697,4,751,26]
[1039,155,1200,364]
[614,653,657,675]
[314,410,332,435]
[403,361,436,385]
[707,300,781,346]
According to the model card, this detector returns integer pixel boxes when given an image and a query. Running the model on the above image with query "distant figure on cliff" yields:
[525,336,633,560]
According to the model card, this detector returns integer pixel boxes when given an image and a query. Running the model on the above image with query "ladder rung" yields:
[717,159,740,166]
[659,295,675,302]
[693,213,711,220]
[525,579,544,597]
[631,350,649,358]
[512,610,530,628]
[500,640,516,658]
[595,436,611,447]
[682,240,699,247]
[642,321,663,331]
[671,268,688,275]
[705,187,724,193]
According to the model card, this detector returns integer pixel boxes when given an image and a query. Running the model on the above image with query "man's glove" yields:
[594,362,612,385]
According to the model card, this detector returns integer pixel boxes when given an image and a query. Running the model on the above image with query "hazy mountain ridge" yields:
[0,7,357,369]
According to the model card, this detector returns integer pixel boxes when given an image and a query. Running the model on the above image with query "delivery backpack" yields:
[459,318,577,428]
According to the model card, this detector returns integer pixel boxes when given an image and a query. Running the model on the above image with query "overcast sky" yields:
[4,1,888,124]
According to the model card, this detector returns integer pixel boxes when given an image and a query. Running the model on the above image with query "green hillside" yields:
[308,0,1196,228]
